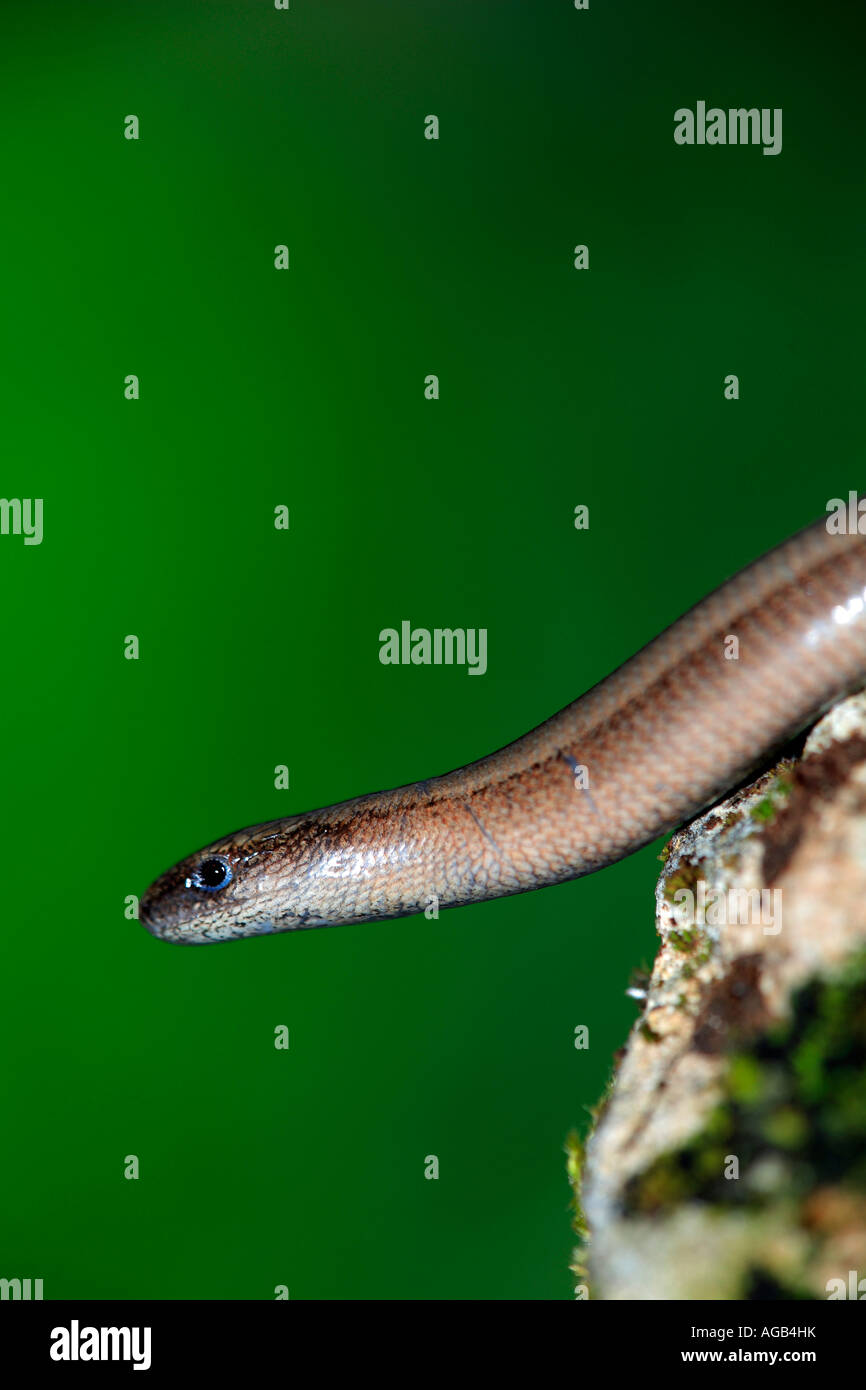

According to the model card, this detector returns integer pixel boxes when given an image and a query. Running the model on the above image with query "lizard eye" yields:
[188,856,233,892]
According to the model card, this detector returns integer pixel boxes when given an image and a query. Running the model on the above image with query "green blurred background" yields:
[2,0,863,1299]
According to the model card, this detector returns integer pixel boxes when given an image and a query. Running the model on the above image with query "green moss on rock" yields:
[622,950,866,1220]
[663,861,702,904]
[669,926,698,952]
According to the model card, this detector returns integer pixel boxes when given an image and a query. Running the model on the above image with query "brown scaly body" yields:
[140,516,866,943]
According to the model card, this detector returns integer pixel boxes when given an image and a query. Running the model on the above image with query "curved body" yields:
[141,517,866,943]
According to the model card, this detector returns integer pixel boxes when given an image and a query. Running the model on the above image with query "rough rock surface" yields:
[577,692,866,1300]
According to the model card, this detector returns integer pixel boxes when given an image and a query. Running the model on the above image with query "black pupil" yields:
[197,858,228,889]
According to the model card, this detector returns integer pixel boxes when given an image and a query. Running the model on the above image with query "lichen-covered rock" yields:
[576,692,866,1300]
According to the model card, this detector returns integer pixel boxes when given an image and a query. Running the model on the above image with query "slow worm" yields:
[141,516,866,944]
